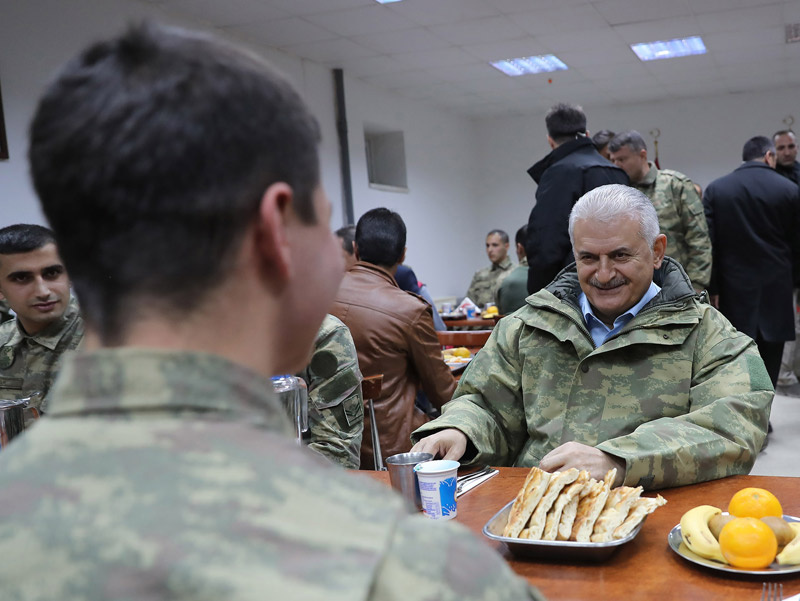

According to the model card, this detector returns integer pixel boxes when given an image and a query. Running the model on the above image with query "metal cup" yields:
[385,452,433,511]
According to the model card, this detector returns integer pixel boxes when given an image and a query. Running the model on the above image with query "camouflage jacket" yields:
[0,348,542,601]
[298,314,364,469]
[413,259,772,490]
[465,256,513,307]
[634,163,712,290]
[0,295,84,415]
[0,299,12,324]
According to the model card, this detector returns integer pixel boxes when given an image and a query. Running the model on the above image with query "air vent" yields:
[786,24,800,43]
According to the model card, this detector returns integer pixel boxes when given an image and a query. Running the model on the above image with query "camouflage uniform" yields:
[496,257,529,316]
[465,256,513,307]
[0,348,542,601]
[0,299,12,324]
[413,259,773,490]
[298,314,364,469]
[0,295,84,417]
[633,163,712,290]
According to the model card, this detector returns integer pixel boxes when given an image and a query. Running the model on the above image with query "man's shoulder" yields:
[657,169,693,186]
[0,320,20,346]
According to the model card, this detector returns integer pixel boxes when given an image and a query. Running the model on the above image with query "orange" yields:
[728,487,783,519]
[718,517,778,569]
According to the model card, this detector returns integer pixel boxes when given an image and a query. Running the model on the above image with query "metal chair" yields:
[361,374,385,470]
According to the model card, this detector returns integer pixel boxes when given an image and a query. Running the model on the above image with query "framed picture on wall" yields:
[0,80,8,160]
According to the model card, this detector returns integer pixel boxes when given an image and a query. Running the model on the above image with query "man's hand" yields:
[709,294,720,309]
[539,442,626,487]
[410,429,468,461]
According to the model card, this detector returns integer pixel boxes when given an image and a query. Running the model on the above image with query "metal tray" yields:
[667,513,800,576]
[482,499,644,562]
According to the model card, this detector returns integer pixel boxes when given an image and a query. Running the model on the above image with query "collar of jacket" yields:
[492,256,513,271]
[522,257,699,327]
[775,160,800,181]
[349,261,399,287]
[527,135,597,183]
[736,161,779,174]
[638,161,659,187]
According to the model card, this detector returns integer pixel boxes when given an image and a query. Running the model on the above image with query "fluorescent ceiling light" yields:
[630,36,706,61]
[490,55,568,77]
[374,0,403,3]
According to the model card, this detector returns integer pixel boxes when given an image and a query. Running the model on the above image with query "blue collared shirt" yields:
[579,282,661,347]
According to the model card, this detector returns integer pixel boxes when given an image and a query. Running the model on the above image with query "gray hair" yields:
[608,130,647,154]
[568,184,660,249]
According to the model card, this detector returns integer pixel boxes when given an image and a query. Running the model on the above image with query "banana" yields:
[776,522,800,565]
[680,505,726,563]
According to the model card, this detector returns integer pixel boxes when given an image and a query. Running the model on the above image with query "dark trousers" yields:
[756,336,785,388]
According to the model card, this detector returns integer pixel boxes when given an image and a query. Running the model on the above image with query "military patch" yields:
[0,347,15,370]
[309,350,338,380]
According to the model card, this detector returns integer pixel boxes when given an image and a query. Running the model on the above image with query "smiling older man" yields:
[412,184,772,490]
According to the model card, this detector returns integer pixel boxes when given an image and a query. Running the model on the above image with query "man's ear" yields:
[353,242,360,262]
[255,182,294,284]
[399,247,407,265]
[652,233,667,268]
[547,135,557,150]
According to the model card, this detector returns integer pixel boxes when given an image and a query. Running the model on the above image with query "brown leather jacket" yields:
[331,262,456,468]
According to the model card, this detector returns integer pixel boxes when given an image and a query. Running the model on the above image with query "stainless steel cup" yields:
[386,452,434,511]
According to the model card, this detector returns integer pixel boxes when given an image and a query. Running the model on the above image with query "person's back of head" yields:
[514,224,528,261]
[335,225,356,257]
[354,208,406,269]
[742,136,776,163]
[545,103,587,145]
[29,22,326,352]
[591,129,615,159]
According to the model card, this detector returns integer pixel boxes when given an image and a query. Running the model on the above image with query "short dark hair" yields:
[514,225,528,247]
[742,136,775,162]
[335,225,356,256]
[773,130,796,140]
[487,229,509,244]
[545,103,587,143]
[0,224,56,255]
[591,129,615,151]
[355,208,406,268]
[28,23,322,342]
[608,130,647,154]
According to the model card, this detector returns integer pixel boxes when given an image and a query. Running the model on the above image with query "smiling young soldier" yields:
[0,23,541,600]
[412,184,772,490]
[0,224,84,419]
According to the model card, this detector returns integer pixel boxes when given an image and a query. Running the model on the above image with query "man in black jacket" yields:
[525,103,628,294]
[774,130,800,185]
[704,136,800,386]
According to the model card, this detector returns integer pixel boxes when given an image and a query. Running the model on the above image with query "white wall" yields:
[474,87,800,240]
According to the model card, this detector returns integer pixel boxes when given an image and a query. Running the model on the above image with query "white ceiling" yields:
[145,0,800,118]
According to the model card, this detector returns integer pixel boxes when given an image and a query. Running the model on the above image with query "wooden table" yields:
[361,467,800,600]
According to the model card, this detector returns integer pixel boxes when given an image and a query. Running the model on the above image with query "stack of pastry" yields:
[502,466,666,542]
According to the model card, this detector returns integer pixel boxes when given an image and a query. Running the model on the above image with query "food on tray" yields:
[501,466,666,542]
[679,487,800,568]
[481,305,499,319]
[443,347,471,366]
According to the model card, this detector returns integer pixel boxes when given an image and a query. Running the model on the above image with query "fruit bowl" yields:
[668,514,800,575]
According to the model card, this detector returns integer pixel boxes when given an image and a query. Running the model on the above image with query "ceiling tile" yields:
[303,5,416,37]
[339,55,410,77]
[427,16,527,45]
[488,0,595,15]
[387,0,501,26]
[353,27,452,53]
[612,16,703,44]
[695,4,784,33]
[513,4,608,35]
[390,47,478,69]
[266,0,373,17]
[690,0,781,16]
[703,27,785,52]
[592,0,694,27]
[284,37,377,64]
[362,68,443,88]
[535,28,627,53]
[161,0,290,27]
[229,17,338,48]
[428,62,503,82]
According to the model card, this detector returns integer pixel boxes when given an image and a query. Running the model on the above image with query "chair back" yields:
[436,329,492,349]
[361,374,385,470]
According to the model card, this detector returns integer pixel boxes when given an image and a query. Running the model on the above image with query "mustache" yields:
[589,278,627,290]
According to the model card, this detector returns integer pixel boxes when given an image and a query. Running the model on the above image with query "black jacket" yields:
[525,136,629,294]
[704,161,800,341]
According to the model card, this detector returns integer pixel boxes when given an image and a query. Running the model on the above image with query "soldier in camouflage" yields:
[465,229,513,307]
[0,23,541,600]
[609,130,712,292]
[412,184,772,491]
[0,224,84,420]
[298,314,364,469]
